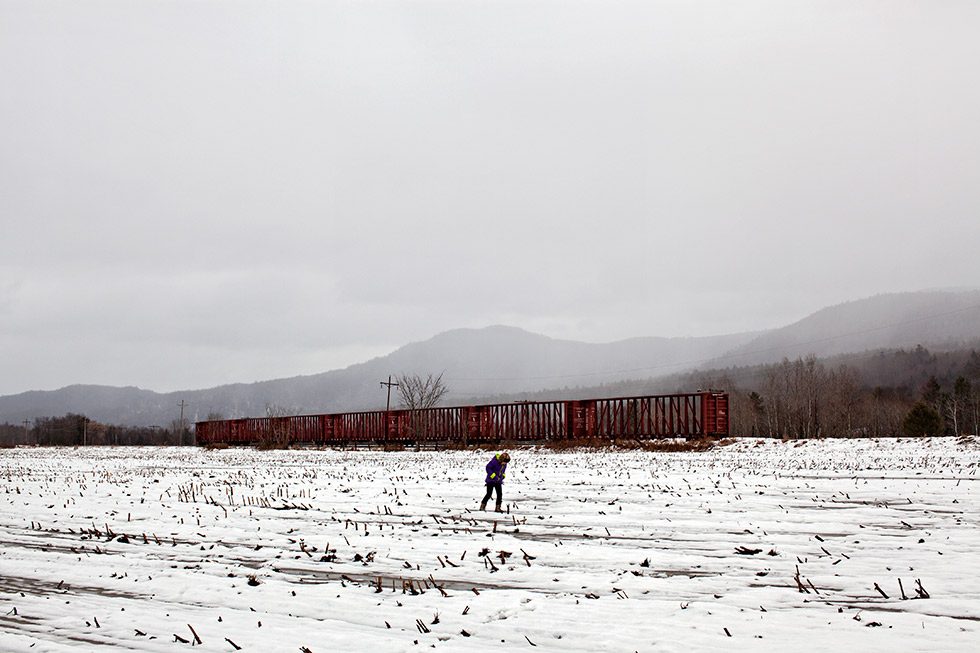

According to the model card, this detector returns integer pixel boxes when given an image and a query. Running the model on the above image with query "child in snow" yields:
[480,452,510,512]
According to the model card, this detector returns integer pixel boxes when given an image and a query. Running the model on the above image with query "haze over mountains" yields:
[713,290,980,367]
[2,290,979,427]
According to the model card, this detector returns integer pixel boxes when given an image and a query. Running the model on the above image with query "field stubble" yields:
[1,438,978,652]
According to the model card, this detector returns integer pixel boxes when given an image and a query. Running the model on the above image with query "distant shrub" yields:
[204,442,229,450]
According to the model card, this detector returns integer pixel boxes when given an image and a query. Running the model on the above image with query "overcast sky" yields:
[2,1,979,395]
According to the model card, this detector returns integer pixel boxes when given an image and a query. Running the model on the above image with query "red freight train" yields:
[195,391,728,447]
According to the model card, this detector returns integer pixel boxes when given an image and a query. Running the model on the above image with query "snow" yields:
[1,438,978,652]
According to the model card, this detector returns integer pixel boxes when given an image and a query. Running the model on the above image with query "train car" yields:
[195,391,729,447]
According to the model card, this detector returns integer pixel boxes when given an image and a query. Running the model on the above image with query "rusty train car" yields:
[195,391,729,447]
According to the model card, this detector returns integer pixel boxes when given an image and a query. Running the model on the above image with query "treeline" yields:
[0,414,192,447]
[4,346,979,444]
[701,348,980,438]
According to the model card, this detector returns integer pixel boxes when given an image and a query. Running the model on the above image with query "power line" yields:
[177,400,189,446]
[379,375,400,412]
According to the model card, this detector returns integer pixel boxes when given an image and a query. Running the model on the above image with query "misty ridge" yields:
[1,289,979,430]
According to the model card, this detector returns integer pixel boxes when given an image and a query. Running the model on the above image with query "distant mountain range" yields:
[2,290,979,427]
[710,290,980,368]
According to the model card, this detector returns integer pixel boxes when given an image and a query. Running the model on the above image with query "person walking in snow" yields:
[480,452,510,512]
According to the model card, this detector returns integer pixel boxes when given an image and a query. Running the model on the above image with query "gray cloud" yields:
[2,1,979,394]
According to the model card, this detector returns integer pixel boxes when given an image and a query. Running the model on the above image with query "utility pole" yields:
[177,400,189,446]
[380,376,399,447]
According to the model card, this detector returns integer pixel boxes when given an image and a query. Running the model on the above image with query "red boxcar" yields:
[195,391,729,447]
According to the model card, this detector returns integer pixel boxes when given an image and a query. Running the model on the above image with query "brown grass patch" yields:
[255,439,291,451]
[635,437,718,452]
[541,437,615,451]
[540,437,723,452]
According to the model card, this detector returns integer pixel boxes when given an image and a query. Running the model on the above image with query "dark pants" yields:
[482,483,502,506]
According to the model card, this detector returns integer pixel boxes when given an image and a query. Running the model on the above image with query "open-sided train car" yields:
[195,391,729,447]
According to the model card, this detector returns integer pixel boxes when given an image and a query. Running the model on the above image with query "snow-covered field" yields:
[1,439,978,652]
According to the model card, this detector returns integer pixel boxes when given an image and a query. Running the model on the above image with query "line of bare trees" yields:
[710,353,980,439]
[0,414,189,447]
[5,352,977,446]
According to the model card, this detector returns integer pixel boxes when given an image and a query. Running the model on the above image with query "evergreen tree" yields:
[921,376,942,405]
[902,402,943,437]
[964,350,980,382]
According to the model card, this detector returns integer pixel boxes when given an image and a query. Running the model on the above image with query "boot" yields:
[494,503,503,513]
[479,500,487,511]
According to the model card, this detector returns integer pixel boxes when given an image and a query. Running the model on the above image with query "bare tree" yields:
[824,365,859,437]
[972,387,980,436]
[263,403,295,448]
[763,364,786,437]
[170,418,190,445]
[397,373,449,444]
[397,373,449,410]
[947,377,972,435]
[761,356,827,439]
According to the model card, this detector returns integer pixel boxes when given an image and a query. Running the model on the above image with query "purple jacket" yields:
[485,454,507,484]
